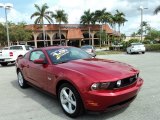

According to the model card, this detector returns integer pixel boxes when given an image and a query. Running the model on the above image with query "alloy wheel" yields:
[60,87,77,114]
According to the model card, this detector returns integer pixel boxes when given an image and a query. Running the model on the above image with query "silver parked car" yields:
[127,43,145,54]
[81,45,96,57]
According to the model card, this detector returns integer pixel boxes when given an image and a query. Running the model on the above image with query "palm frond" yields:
[30,12,41,19]
[154,5,160,14]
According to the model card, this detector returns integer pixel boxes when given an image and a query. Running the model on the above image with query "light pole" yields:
[0,3,13,47]
[139,6,147,42]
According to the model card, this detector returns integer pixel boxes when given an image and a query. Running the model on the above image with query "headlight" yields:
[116,80,122,87]
[91,82,110,90]
[135,73,139,79]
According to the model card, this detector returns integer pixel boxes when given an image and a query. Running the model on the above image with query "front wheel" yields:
[142,52,145,54]
[17,70,28,88]
[58,83,84,118]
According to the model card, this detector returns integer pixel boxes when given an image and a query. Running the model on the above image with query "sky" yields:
[0,0,160,36]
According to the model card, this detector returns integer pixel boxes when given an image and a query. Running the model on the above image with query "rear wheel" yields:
[58,83,84,118]
[1,62,8,66]
[17,70,28,88]
[142,52,145,54]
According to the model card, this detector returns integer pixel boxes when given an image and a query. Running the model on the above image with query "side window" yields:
[30,51,45,61]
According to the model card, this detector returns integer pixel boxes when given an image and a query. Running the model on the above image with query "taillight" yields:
[9,52,13,57]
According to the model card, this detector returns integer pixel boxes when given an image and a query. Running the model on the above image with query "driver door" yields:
[27,50,48,89]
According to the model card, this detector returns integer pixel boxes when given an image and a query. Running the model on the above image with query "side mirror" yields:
[33,59,46,64]
[18,55,23,58]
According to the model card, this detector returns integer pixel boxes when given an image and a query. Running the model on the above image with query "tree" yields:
[94,8,106,24]
[80,9,95,45]
[0,23,6,46]
[101,12,112,25]
[10,22,32,42]
[114,10,127,33]
[0,22,33,46]
[94,8,106,48]
[30,3,53,47]
[52,9,68,45]
[145,29,160,41]
[101,12,113,46]
[136,21,151,37]
[80,9,95,25]
[154,5,160,14]
[121,33,126,40]
[131,32,137,38]
[142,21,151,34]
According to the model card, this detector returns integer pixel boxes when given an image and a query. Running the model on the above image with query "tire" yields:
[1,62,8,66]
[142,52,145,54]
[17,70,28,88]
[58,83,84,118]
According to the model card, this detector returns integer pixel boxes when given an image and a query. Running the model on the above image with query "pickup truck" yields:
[0,45,33,66]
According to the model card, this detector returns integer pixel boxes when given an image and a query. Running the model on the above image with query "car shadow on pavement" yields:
[11,79,128,120]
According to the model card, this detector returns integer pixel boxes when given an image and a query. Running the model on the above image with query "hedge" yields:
[145,44,160,51]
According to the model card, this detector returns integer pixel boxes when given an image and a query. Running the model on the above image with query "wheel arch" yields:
[56,80,77,96]
[56,79,84,103]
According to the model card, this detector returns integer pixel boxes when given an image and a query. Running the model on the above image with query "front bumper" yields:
[83,78,143,111]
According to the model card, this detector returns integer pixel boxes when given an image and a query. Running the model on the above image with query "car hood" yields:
[57,58,138,82]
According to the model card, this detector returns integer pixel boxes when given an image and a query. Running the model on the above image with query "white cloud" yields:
[1,0,160,36]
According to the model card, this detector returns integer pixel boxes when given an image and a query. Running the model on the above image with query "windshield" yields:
[47,47,92,64]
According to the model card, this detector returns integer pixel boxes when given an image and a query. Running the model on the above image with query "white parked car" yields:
[127,43,145,54]
[81,45,96,57]
[0,45,33,66]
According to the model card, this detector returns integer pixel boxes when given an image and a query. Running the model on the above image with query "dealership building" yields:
[25,24,120,48]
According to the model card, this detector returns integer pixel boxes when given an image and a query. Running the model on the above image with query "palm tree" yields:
[102,12,112,25]
[80,9,95,25]
[101,11,113,46]
[94,8,106,48]
[30,3,53,47]
[52,9,68,45]
[114,10,127,33]
[154,5,160,14]
[80,9,95,45]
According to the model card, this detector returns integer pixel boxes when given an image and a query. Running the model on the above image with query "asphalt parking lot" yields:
[0,52,160,120]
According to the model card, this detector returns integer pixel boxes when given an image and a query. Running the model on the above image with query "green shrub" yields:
[121,39,140,51]
[145,44,160,51]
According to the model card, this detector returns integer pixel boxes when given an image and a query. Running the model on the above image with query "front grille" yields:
[108,75,137,90]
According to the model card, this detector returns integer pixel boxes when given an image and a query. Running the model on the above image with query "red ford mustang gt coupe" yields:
[16,46,143,118]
